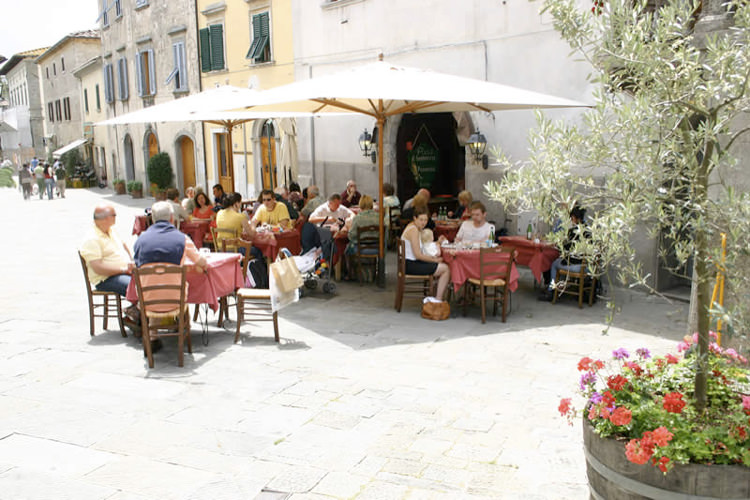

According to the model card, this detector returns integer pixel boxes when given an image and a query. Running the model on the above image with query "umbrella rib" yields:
[468,103,492,113]
[312,98,378,118]
[388,101,444,116]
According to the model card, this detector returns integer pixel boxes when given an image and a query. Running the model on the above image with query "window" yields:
[116,57,129,100]
[135,49,156,96]
[95,84,101,110]
[247,12,271,64]
[63,97,71,120]
[55,100,62,121]
[135,0,149,7]
[103,63,115,103]
[166,41,188,91]
[53,63,56,76]
[61,57,65,72]
[48,102,54,122]
[84,88,89,113]
[46,67,49,79]
[115,0,122,17]
[199,24,225,72]
[101,0,109,26]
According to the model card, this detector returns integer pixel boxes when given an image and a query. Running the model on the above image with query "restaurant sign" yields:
[408,124,440,188]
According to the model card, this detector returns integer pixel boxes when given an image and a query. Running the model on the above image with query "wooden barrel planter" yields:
[583,419,750,499]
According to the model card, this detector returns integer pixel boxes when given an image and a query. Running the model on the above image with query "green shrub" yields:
[0,166,16,188]
[60,148,83,178]
[147,152,173,190]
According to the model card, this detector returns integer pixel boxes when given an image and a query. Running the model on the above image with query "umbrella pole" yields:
[377,111,386,288]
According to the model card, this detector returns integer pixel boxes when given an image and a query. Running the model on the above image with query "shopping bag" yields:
[269,262,299,312]
[270,252,303,293]
[421,300,450,320]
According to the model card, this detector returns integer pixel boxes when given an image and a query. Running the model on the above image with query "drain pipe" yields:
[308,65,316,185]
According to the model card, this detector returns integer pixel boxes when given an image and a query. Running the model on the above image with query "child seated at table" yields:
[421,229,441,258]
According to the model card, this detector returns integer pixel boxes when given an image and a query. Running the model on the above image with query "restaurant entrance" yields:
[396,113,465,211]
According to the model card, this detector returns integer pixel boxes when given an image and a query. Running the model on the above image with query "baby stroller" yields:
[292,234,337,296]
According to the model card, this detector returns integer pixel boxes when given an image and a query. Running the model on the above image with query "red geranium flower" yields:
[558,398,572,416]
[665,354,679,364]
[650,426,674,447]
[602,390,616,407]
[652,455,670,473]
[625,438,653,464]
[623,361,643,376]
[607,375,629,391]
[578,357,593,371]
[610,407,632,426]
[663,392,686,414]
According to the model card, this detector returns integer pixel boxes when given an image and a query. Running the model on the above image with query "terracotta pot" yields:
[114,182,126,195]
[582,419,750,499]
[130,189,143,199]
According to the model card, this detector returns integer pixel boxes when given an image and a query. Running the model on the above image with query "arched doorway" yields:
[177,135,196,191]
[146,131,158,159]
[259,120,277,190]
[123,134,135,181]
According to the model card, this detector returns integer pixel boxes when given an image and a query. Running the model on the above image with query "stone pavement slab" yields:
[0,186,690,498]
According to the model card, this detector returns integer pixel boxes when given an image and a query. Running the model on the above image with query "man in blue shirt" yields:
[134,201,207,270]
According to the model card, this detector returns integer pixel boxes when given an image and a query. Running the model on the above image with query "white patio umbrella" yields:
[232,59,589,284]
[96,85,316,192]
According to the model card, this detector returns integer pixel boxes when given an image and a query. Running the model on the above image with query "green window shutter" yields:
[199,28,211,72]
[246,14,262,59]
[209,24,224,71]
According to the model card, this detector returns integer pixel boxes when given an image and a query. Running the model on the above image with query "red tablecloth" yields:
[442,249,520,293]
[132,215,151,235]
[180,220,211,249]
[434,222,460,242]
[499,236,560,284]
[252,230,302,260]
[125,253,242,311]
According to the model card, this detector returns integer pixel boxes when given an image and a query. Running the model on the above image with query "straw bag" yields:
[421,301,450,321]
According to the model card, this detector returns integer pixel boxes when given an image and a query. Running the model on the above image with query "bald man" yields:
[79,203,134,297]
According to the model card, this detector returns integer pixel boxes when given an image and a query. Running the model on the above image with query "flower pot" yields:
[114,183,126,195]
[130,189,143,199]
[582,418,750,499]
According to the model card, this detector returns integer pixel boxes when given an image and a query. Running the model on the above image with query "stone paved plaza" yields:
[0,186,689,499]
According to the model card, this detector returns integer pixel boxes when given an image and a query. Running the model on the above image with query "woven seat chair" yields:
[78,251,126,337]
[552,258,598,308]
[394,239,434,312]
[353,224,379,284]
[133,263,191,368]
[463,246,515,323]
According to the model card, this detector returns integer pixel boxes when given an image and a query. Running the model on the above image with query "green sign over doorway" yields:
[408,126,440,188]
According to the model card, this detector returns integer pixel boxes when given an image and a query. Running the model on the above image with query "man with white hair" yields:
[134,201,207,270]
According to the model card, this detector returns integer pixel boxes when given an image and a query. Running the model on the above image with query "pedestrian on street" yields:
[19,164,32,200]
[43,163,54,200]
[33,162,45,199]
[54,159,66,198]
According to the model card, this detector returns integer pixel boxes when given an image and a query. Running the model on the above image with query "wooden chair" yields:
[463,246,515,323]
[216,238,254,327]
[133,263,191,368]
[234,250,280,343]
[211,226,239,253]
[388,209,402,250]
[552,258,598,308]
[353,224,379,284]
[394,239,434,312]
[78,251,126,337]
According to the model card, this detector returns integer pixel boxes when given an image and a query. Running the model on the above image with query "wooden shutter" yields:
[199,28,211,72]
[209,24,224,71]
[246,14,262,59]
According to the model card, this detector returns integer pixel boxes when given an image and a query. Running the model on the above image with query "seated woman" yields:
[344,195,380,280]
[191,192,214,221]
[400,192,435,231]
[541,205,590,300]
[182,186,196,213]
[401,206,451,302]
[451,190,473,220]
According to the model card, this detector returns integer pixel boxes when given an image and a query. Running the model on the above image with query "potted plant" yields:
[559,337,750,497]
[113,179,126,195]
[147,152,172,200]
[127,180,143,199]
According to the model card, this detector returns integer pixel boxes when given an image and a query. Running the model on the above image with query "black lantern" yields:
[468,130,487,162]
[358,128,373,157]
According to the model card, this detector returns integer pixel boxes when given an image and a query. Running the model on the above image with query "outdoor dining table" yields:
[252,229,302,261]
[498,236,559,284]
[125,252,242,313]
[442,247,520,293]
[180,220,211,249]
[434,220,460,242]
[132,215,151,235]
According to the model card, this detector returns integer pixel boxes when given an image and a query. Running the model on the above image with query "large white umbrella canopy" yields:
[230,60,589,283]
[95,85,298,126]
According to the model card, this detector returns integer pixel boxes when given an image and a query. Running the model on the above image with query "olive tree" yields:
[486,0,750,410]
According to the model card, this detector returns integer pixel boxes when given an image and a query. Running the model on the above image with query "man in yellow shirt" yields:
[79,203,134,297]
[251,189,290,229]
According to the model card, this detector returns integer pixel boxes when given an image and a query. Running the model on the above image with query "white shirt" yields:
[456,220,493,243]
[310,202,353,223]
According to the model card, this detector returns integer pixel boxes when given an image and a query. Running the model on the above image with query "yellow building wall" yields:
[197,0,294,197]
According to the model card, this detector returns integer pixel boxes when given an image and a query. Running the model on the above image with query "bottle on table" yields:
[488,225,495,247]
[526,223,533,240]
